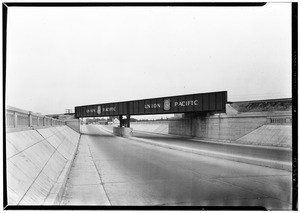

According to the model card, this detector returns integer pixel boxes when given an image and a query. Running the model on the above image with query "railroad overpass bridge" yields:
[73,92,291,146]
[4,94,293,209]
[74,91,227,135]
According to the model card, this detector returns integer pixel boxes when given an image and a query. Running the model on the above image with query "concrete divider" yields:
[130,122,169,134]
[113,127,133,137]
[6,125,80,205]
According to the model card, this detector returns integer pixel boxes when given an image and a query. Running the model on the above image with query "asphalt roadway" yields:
[132,130,292,163]
[61,124,292,209]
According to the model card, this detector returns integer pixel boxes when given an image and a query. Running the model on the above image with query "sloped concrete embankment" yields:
[236,125,292,148]
[169,116,292,148]
[6,126,80,205]
[168,102,292,148]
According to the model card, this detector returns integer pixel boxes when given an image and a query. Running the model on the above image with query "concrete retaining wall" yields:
[6,125,80,205]
[130,121,169,134]
[129,110,292,148]
[65,119,80,133]
[169,111,292,148]
[170,115,268,141]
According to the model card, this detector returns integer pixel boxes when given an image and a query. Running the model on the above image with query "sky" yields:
[5,3,292,115]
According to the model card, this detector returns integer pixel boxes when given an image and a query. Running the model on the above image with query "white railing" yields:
[5,106,65,129]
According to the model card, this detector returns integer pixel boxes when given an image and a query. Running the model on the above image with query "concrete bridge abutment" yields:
[168,103,292,148]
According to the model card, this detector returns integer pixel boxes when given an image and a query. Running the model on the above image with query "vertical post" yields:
[80,118,82,134]
[14,112,18,128]
[28,112,32,127]
[119,115,123,127]
[126,102,130,128]
[126,115,130,128]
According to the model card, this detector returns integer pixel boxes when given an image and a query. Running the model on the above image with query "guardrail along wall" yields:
[5,106,65,130]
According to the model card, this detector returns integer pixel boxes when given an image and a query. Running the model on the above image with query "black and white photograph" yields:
[3,2,297,210]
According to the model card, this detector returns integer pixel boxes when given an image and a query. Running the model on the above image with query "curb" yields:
[43,132,82,205]
[128,137,292,172]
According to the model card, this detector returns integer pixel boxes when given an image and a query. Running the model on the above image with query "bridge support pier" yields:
[119,115,130,127]
[119,115,123,127]
[126,115,130,128]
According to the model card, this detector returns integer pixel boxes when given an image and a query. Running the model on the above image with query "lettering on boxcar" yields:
[174,100,198,107]
[145,103,161,109]
[103,107,116,112]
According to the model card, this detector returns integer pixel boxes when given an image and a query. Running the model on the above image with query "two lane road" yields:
[62,124,292,209]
